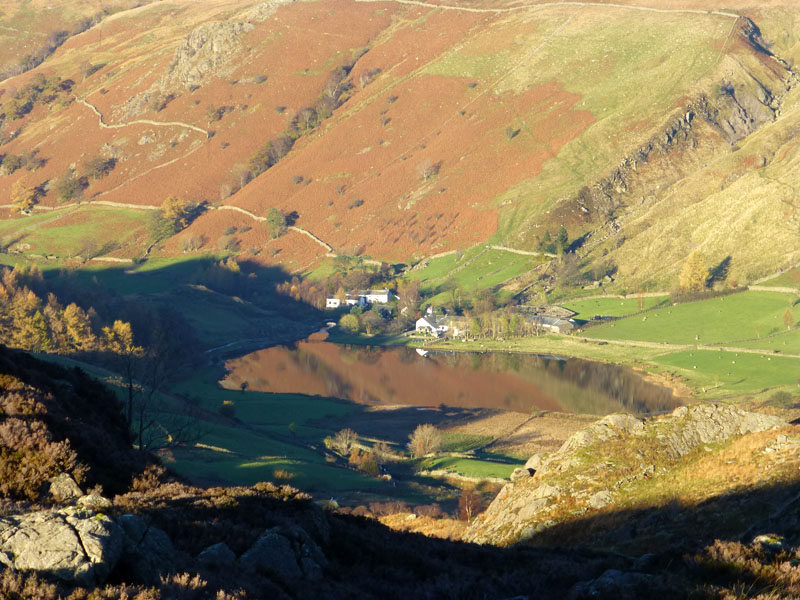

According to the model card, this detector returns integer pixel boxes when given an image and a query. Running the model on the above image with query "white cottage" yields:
[415,315,448,336]
[326,289,393,309]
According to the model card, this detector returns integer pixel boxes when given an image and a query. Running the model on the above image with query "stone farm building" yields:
[415,314,449,336]
[326,289,394,309]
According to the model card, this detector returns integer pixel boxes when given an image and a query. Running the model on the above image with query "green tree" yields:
[361,309,383,335]
[84,155,115,180]
[679,251,709,293]
[266,207,287,239]
[56,170,84,202]
[339,313,360,333]
[555,226,569,254]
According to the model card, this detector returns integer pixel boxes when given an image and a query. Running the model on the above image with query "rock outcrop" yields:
[466,404,787,546]
[47,473,83,503]
[239,525,327,582]
[0,508,123,586]
[117,514,176,584]
[242,0,295,22]
[163,21,254,90]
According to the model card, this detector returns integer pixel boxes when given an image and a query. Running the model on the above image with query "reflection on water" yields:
[222,340,683,416]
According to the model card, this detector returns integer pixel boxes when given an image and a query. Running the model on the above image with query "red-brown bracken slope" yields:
[2,0,799,281]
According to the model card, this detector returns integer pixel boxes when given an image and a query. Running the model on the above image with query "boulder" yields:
[283,525,328,580]
[117,514,176,584]
[47,473,83,503]
[239,529,302,581]
[588,490,613,510]
[510,468,529,482]
[239,525,327,582]
[524,453,544,473]
[78,493,113,512]
[0,508,123,585]
[197,542,236,568]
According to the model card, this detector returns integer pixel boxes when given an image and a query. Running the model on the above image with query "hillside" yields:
[3,345,800,598]
[0,0,797,287]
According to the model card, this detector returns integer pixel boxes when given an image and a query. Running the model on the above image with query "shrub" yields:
[273,468,294,480]
[339,313,360,333]
[266,208,287,239]
[56,170,85,202]
[219,400,235,418]
[84,155,116,180]
[1,154,24,174]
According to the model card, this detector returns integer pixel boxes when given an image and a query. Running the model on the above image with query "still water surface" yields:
[222,338,683,416]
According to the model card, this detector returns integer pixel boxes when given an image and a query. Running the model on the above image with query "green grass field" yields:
[170,452,384,493]
[408,245,540,306]
[0,206,151,258]
[440,433,494,453]
[422,456,520,479]
[583,291,799,345]
[760,267,800,289]
[564,296,669,319]
[167,369,391,494]
[173,369,356,422]
[653,350,800,393]
[736,328,800,355]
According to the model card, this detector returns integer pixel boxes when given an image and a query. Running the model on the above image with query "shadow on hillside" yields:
[114,475,800,599]
[513,476,800,557]
[34,255,325,352]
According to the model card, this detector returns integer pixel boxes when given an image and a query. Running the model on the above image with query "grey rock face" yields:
[466,404,787,546]
[0,508,123,585]
[117,514,176,584]
[655,404,786,459]
[239,526,327,582]
[239,529,302,580]
[524,453,544,472]
[588,490,613,510]
[47,473,83,503]
[510,468,529,482]
[164,21,255,90]
[77,493,113,511]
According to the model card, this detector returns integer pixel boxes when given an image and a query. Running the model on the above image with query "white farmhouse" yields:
[325,289,394,309]
[415,315,448,336]
[361,289,393,304]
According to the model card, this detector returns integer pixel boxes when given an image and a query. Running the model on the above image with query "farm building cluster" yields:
[325,289,394,309]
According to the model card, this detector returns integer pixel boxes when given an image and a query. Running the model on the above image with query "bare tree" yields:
[407,424,441,458]
[329,428,358,455]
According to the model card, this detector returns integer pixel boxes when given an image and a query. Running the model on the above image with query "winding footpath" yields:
[77,98,210,137]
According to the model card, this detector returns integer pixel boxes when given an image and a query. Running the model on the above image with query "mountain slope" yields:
[0,0,798,284]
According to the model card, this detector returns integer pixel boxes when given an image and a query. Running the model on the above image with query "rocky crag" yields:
[467,404,796,554]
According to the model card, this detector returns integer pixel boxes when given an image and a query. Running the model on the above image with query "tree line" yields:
[0,264,134,354]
